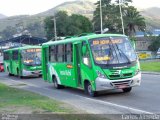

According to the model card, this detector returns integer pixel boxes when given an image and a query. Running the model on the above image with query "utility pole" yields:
[119,0,125,35]
[100,0,103,34]
[52,17,57,41]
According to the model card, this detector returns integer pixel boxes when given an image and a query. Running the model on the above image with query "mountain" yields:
[140,7,160,29]
[0,0,160,34]
[36,0,96,19]
[0,0,96,32]
[0,14,7,19]
[140,7,160,19]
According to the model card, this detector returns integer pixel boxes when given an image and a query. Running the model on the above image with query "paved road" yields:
[0,72,159,114]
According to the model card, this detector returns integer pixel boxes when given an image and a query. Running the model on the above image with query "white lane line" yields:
[43,87,153,114]
[81,95,153,114]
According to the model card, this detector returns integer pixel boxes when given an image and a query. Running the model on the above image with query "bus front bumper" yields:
[22,69,42,77]
[95,72,141,91]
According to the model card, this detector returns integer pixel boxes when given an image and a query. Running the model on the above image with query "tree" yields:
[123,6,146,36]
[148,36,160,51]
[93,0,118,33]
[0,26,17,40]
[68,14,93,36]
[44,16,55,40]
[93,0,146,36]
[26,22,45,38]
[44,11,93,40]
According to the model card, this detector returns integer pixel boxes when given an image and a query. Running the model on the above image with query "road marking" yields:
[84,96,153,114]
[42,87,153,114]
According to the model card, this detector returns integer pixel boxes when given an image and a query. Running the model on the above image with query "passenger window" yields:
[66,43,72,63]
[49,45,57,62]
[82,42,91,67]
[57,45,63,62]
[4,52,10,60]
[12,50,18,60]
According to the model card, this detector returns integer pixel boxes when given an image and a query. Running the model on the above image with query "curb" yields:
[142,71,160,75]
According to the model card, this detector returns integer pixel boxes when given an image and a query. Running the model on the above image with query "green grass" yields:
[0,83,108,120]
[140,61,160,72]
[0,83,71,113]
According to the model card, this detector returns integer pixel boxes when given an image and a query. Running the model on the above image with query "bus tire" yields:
[122,87,132,93]
[85,81,97,97]
[17,69,23,79]
[53,77,63,89]
[7,67,12,76]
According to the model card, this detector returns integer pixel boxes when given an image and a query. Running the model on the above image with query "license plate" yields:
[34,71,40,74]
[117,85,127,89]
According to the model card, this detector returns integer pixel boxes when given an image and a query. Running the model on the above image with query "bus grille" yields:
[111,80,132,88]
[108,70,133,80]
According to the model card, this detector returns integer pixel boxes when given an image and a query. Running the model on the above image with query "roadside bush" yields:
[148,35,160,51]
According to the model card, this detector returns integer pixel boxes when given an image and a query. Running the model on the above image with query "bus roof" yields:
[42,33,127,46]
[4,45,41,52]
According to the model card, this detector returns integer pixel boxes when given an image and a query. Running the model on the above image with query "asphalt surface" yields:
[0,72,160,114]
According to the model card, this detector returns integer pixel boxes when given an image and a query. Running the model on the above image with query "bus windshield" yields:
[90,37,137,65]
[22,48,41,66]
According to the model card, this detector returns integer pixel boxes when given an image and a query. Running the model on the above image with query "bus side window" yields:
[57,44,63,62]
[66,43,72,63]
[4,52,10,60]
[49,45,57,62]
[82,42,91,67]
[12,50,18,60]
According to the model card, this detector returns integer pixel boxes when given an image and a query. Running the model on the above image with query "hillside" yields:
[0,14,7,19]
[0,1,159,34]
[36,0,96,18]
[0,0,95,32]
[140,7,160,29]
[140,7,160,19]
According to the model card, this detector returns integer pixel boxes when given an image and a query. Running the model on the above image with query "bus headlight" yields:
[135,69,140,75]
[96,71,106,78]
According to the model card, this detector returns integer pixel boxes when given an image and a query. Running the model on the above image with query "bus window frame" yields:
[4,52,10,60]
[82,41,92,68]
[12,50,19,61]
[49,43,73,63]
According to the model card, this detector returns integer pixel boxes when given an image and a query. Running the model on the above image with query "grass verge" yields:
[140,61,160,72]
[0,83,72,114]
[0,83,109,120]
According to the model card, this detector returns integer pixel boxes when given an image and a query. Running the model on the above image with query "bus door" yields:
[12,50,19,75]
[10,51,13,74]
[74,43,82,86]
[43,47,49,81]
[80,41,94,87]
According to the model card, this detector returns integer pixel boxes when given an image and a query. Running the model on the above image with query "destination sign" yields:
[92,39,123,45]
[95,56,110,61]
[26,48,41,52]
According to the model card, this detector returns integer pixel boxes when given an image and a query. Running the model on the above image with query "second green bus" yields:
[3,46,42,78]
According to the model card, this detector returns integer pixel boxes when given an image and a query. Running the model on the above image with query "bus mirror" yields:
[82,46,87,55]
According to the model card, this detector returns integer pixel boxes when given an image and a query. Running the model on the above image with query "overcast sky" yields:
[0,0,160,16]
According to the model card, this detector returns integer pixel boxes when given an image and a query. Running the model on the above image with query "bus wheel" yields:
[7,67,12,76]
[122,87,132,93]
[53,77,62,89]
[85,82,96,97]
[17,69,23,79]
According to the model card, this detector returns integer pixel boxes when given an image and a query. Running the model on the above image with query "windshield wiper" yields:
[114,43,131,64]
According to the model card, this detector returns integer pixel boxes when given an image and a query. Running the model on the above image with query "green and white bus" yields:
[42,34,141,96]
[3,46,42,78]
